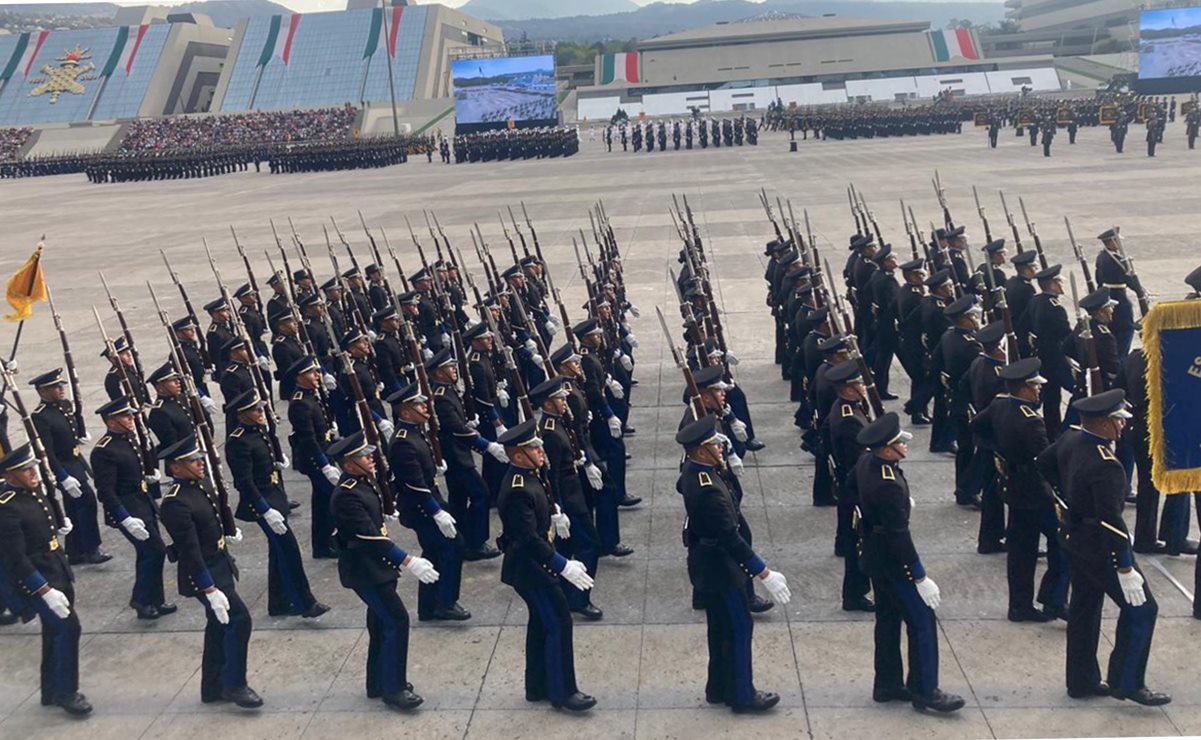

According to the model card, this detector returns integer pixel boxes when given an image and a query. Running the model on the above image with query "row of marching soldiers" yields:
[0,206,646,717]
[767,183,1201,712]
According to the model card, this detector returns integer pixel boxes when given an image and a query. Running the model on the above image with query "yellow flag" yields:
[5,243,48,323]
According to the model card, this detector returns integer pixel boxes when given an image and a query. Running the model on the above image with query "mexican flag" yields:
[929,28,979,62]
[362,5,406,59]
[258,13,302,67]
[1,30,51,81]
[100,24,150,77]
[600,52,640,85]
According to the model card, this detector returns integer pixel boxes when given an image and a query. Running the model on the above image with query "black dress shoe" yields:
[705,692,725,704]
[1041,605,1068,621]
[911,689,965,713]
[552,691,597,712]
[748,594,775,613]
[1167,539,1199,556]
[288,500,301,511]
[604,544,634,557]
[526,690,547,702]
[618,495,642,507]
[910,414,932,426]
[744,439,766,452]
[156,603,178,616]
[1112,686,1171,706]
[462,544,502,561]
[1125,492,1139,504]
[134,604,161,620]
[1133,541,1168,555]
[813,498,837,508]
[572,604,604,621]
[0,609,19,626]
[880,393,900,401]
[1067,681,1110,699]
[930,442,958,454]
[873,686,912,703]
[622,426,637,435]
[222,685,264,708]
[69,550,112,566]
[383,689,424,710]
[956,494,982,509]
[431,603,472,621]
[977,541,1006,554]
[842,596,876,612]
[731,690,780,713]
[1008,606,1054,623]
[301,602,331,619]
[625,453,632,460]
[54,692,93,716]
[312,551,338,560]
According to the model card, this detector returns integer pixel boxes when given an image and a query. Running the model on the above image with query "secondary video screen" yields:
[452,55,558,125]
[1139,7,1201,79]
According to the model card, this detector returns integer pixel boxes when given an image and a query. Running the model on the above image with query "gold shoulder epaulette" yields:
[1098,444,1118,462]
[151,400,163,409]
[1098,325,1111,335]
[470,352,481,363]
[841,404,854,418]
[33,403,47,415]
[396,428,408,440]
[698,471,712,486]
[1020,405,1039,419]
[164,484,180,498]
[434,387,446,397]
[96,436,112,449]
[230,427,245,439]
[512,474,524,488]
[0,491,14,505]
[339,479,356,489]
[1049,297,1060,308]
[208,323,219,333]
[881,465,896,481]
[544,417,556,431]
[292,392,303,401]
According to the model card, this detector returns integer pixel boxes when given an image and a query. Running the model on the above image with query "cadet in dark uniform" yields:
[826,362,874,612]
[0,444,91,716]
[218,338,258,432]
[270,311,306,399]
[205,299,236,376]
[387,381,470,622]
[964,321,1008,553]
[933,296,984,507]
[465,323,507,498]
[676,415,791,713]
[1038,390,1170,706]
[972,359,1067,622]
[866,245,900,401]
[172,317,219,417]
[157,437,263,708]
[146,363,196,452]
[91,397,175,620]
[30,369,108,565]
[1095,228,1141,358]
[286,356,340,559]
[225,390,328,618]
[896,259,930,424]
[919,270,955,452]
[373,306,409,398]
[1007,252,1039,358]
[102,336,148,405]
[235,283,272,400]
[329,432,437,710]
[1026,265,1072,438]
[496,419,597,712]
[852,412,964,712]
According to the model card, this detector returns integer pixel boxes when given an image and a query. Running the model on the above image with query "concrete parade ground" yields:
[1,120,1200,739]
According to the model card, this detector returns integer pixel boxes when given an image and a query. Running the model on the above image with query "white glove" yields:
[495,423,508,437]
[57,517,74,537]
[585,463,604,490]
[530,353,544,368]
[544,320,556,336]
[120,516,150,542]
[257,356,270,370]
[377,383,386,395]
[41,588,71,620]
[727,451,744,476]
[78,432,93,443]
[523,338,537,353]
[367,330,379,342]
[761,570,792,605]
[627,333,639,349]
[440,333,451,348]
[322,373,337,391]
[606,377,625,400]
[714,432,731,448]
[274,453,290,470]
[435,460,447,476]
[378,419,395,440]
[916,577,941,609]
[560,559,594,591]
[496,388,511,408]
[422,348,434,361]
[60,476,83,499]
[628,304,641,318]
[405,556,440,584]
[725,350,739,366]
[909,496,916,509]
[1118,569,1146,607]
[322,464,341,485]
[205,588,230,624]
[384,509,400,523]
[200,395,218,414]
[619,353,633,372]
[466,415,480,430]
[551,504,572,539]
[144,469,162,484]
[330,421,340,438]
[227,527,244,544]
[263,508,288,535]
[587,411,593,424]
[730,418,748,442]
[607,416,622,439]
[486,441,509,462]
[5,358,17,373]
[433,510,458,539]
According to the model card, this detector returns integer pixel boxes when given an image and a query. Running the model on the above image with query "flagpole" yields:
[85,74,110,121]
[248,64,266,110]
[379,0,400,137]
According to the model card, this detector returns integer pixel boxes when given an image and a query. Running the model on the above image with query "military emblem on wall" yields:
[29,46,96,104]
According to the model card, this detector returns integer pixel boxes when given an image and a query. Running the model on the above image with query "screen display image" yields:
[452,55,557,125]
[1139,7,1201,80]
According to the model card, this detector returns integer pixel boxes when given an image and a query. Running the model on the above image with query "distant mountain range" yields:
[0,0,290,31]
[459,0,640,22]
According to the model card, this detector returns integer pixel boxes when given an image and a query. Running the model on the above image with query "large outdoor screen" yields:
[451,55,558,127]
[1138,7,1201,88]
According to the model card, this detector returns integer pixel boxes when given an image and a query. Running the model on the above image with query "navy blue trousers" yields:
[355,581,410,698]
[702,589,756,707]
[1066,560,1157,695]
[445,465,491,551]
[871,575,940,698]
[194,575,252,699]
[256,518,316,615]
[118,523,166,609]
[32,583,81,703]
[515,584,578,703]
[408,516,463,617]
[305,471,336,558]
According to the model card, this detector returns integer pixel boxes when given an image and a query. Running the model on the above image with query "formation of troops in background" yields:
[601,116,759,153]
[763,176,1200,712]
[451,127,579,163]
[762,98,965,140]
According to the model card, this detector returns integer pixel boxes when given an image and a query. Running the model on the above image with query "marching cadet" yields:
[320,280,351,339]
[866,244,900,401]
[1026,265,1073,438]
[810,335,853,508]
[235,283,271,399]
[172,317,219,415]
[934,296,984,508]
[265,273,291,330]
[676,414,791,713]
[1041,116,1056,157]
[373,306,409,398]
[0,444,91,715]
[1038,389,1170,706]
[387,381,470,622]
[978,239,1008,295]
[918,270,955,453]
[270,310,306,399]
[972,358,1066,623]
[343,269,373,330]
[91,397,175,621]
[225,390,329,618]
[826,361,874,612]
[411,270,446,354]
[534,376,604,621]
[286,356,340,559]
[336,327,390,437]
[366,265,390,312]
[329,431,438,710]
[157,437,263,708]
[851,412,964,713]
[1076,289,1120,392]
[964,322,1008,553]
[429,348,505,561]
[1006,251,1040,358]
[146,362,197,451]
[218,337,258,432]
[102,336,148,404]
[30,369,108,566]
[300,293,335,362]
[1095,229,1141,358]
[496,419,597,712]
[205,298,236,375]
[465,322,508,497]
[896,259,930,425]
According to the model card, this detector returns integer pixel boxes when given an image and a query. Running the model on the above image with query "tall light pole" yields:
[379,0,401,136]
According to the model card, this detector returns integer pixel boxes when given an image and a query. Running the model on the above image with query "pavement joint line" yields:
[462,589,510,740]
[1146,556,1195,603]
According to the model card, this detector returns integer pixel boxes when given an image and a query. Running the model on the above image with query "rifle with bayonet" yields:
[480,298,534,422]
[45,285,87,437]
[760,188,784,242]
[821,258,884,418]
[1064,217,1097,294]
[231,226,260,297]
[1018,197,1050,270]
[972,186,993,243]
[998,191,1026,257]
[657,306,706,421]
[99,272,149,399]
[848,187,864,235]
[901,200,920,260]
[92,306,158,475]
[161,249,214,371]
[933,170,955,230]
[1069,272,1104,396]
[0,360,67,528]
[1110,228,1151,316]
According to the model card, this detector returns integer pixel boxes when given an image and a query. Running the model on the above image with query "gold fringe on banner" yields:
[1143,299,1201,494]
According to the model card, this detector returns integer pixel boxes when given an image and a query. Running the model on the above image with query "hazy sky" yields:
[22,0,994,11]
